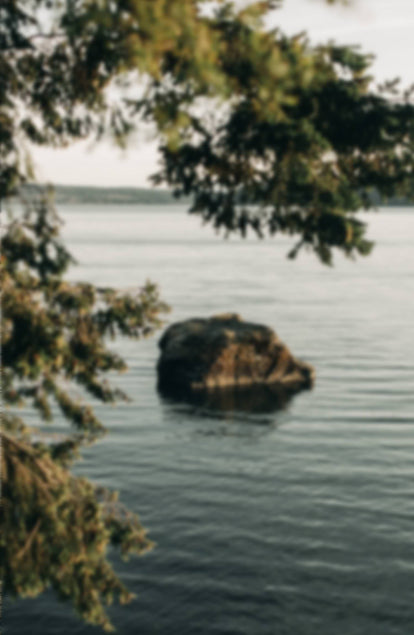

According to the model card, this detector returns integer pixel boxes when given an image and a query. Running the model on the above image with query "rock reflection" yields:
[158,381,301,415]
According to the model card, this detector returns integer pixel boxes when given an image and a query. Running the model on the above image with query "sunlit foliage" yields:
[2,1,414,261]
[0,190,167,630]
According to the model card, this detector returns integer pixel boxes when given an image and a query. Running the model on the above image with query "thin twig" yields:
[15,518,42,560]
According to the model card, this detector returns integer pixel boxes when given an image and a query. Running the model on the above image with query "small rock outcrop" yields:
[157,314,314,408]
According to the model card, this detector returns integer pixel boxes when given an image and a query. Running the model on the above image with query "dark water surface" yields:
[5,207,414,635]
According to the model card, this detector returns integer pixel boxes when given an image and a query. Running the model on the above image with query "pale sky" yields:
[32,0,414,188]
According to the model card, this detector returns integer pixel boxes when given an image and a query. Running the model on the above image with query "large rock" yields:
[157,314,314,407]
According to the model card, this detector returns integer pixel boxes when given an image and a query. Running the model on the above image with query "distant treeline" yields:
[365,189,413,208]
[18,183,413,207]
[20,184,187,205]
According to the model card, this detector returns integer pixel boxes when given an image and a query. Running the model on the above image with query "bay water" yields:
[5,206,414,634]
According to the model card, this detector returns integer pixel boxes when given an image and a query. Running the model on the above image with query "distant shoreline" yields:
[19,183,413,207]
[20,183,189,206]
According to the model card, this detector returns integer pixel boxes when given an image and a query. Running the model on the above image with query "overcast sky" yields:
[33,0,414,188]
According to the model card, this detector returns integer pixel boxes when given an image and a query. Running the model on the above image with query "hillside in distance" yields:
[21,184,188,205]
[20,184,413,207]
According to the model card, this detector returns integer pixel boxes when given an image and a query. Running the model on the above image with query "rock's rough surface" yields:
[157,314,314,401]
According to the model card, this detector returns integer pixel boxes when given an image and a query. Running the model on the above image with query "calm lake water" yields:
[5,206,414,635]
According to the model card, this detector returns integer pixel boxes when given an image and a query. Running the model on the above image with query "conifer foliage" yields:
[1,190,167,631]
